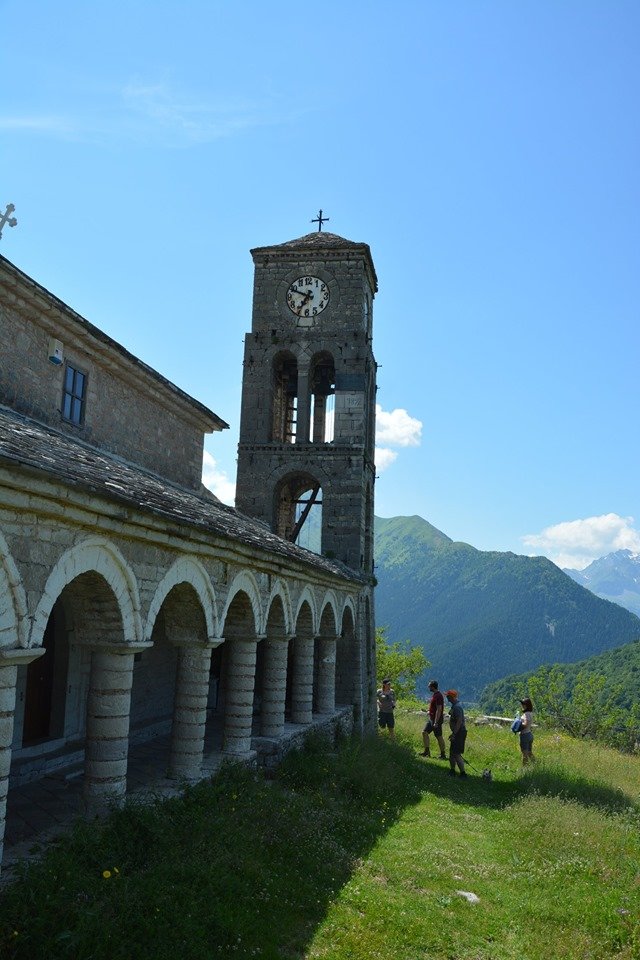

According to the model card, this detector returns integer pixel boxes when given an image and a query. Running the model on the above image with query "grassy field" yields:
[1,711,638,960]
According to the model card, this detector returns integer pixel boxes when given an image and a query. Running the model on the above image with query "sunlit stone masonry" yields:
[0,228,378,876]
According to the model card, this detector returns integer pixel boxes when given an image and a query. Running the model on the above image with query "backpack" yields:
[511,714,522,734]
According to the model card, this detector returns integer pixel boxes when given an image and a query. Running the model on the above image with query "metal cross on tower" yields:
[311,209,329,232]
[0,203,17,240]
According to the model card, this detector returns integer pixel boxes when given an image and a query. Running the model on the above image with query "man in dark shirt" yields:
[420,680,447,759]
[445,689,467,777]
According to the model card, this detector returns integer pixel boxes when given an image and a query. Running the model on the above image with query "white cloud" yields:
[121,82,261,143]
[375,448,398,473]
[0,115,74,134]
[376,405,422,447]
[201,451,236,505]
[0,82,270,146]
[522,513,640,570]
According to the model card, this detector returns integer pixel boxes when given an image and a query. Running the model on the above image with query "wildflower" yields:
[113,867,120,874]
[102,869,112,879]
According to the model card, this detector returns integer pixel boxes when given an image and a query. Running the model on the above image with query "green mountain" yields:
[374,515,640,699]
[479,638,640,714]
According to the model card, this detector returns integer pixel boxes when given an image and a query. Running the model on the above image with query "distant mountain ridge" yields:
[564,549,640,617]
[374,515,640,699]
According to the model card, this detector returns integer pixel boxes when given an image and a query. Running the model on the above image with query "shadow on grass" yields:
[517,763,637,813]
[395,728,638,816]
[0,729,636,960]
[0,731,430,960]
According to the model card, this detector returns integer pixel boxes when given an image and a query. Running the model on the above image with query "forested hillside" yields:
[479,637,640,714]
[374,515,640,699]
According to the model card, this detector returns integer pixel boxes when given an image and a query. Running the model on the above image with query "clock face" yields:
[286,276,330,324]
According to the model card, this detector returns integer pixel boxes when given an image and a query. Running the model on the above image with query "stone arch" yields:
[273,470,323,552]
[145,556,218,642]
[289,596,315,724]
[220,581,260,755]
[221,571,262,637]
[30,537,142,649]
[0,531,28,648]
[294,586,318,635]
[263,578,293,636]
[341,595,358,629]
[314,591,339,715]
[336,601,358,708]
[318,590,339,636]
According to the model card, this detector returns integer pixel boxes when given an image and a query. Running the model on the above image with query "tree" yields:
[526,665,640,752]
[375,626,429,701]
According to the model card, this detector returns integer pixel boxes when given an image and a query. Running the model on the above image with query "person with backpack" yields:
[445,689,467,777]
[518,697,534,764]
[420,679,447,759]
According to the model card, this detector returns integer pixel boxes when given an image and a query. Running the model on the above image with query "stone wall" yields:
[0,273,217,491]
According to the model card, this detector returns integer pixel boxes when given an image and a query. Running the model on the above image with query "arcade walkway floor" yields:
[3,712,341,883]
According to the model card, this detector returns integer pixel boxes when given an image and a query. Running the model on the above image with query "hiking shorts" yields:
[423,719,443,737]
[378,711,395,729]
[519,731,534,751]
[450,729,467,757]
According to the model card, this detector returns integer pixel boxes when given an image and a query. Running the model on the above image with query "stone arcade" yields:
[0,230,378,875]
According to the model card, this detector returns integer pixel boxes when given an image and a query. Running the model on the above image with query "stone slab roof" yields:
[253,231,364,251]
[251,232,378,291]
[0,406,363,584]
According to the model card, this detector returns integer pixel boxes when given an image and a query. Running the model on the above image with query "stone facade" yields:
[0,233,377,877]
[0,258,225,490]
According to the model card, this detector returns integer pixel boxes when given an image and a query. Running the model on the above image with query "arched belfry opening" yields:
[272,352,298,443]
[309,352,335,443]
[275,472,322,553]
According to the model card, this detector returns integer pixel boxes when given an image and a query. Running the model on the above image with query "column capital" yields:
[169,637,224,650]
[85,641,154,656]
[0,646,46,667]
[265,633,292,644]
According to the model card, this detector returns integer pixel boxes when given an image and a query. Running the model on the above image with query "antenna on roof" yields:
[0,203,17,240]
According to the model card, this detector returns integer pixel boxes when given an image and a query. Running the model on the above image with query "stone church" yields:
[0,229,378,874]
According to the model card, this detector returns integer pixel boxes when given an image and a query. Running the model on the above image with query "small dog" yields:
[482,768,493,782]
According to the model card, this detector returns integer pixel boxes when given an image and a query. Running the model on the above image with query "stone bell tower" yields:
[235,230,377,577]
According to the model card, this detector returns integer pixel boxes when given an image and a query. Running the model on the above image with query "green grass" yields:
[1,714,639,960]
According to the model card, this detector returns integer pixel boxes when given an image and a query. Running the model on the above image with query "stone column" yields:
[84,642,152,817]
[168,641,219,781]
[315,635,337,714]
[291,635,314,725]
[222,637,258,756]
[296,366,311,442]
[260,635,291,738]
[0,647,45,876]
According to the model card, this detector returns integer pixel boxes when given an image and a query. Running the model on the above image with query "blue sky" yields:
[2,0,639,569]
